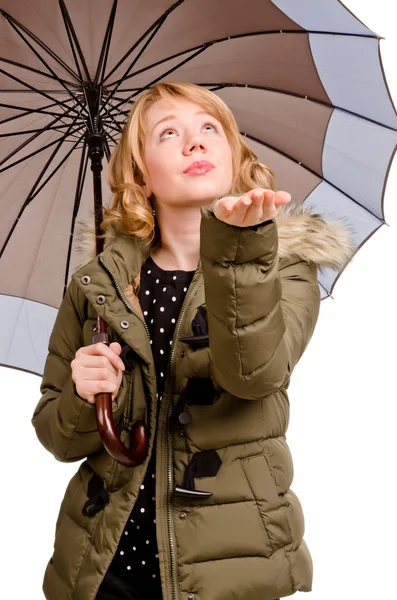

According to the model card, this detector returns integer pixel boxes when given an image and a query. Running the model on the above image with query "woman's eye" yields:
[159,121,218,140]
[159,128,176,139]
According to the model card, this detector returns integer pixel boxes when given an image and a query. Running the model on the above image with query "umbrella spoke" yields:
[63,139,89,296]
[101,15,169,114]
[106,43,204,91]
[102,121,123,135]
[104,139,111,160]
[103,125,118,146]
[107,28,381,93]
[105,28,380,94]
[1,11,88,115]
[0,122,83,174]
[198,82,397,135]
[94,0,118,86]
[0,66,82,118]
[243,130,386,223]
[0,131,85,261]
[100,102,123,136]
[106,45,209,118]
[58,0,91,84]
[0,9,80,83]
[0,122,85,138]
[0,57,79,89]
[101,0,184,85]
[0,102,79,167]
[0,98,77,125]
[28,131,86,201]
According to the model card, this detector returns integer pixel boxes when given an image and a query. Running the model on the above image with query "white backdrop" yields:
[1,1,396,598]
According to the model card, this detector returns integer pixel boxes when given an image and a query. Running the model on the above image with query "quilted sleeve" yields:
[199,201,321,399]
[31,278,128,462]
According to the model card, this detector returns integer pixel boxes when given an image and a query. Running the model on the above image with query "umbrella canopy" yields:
[0,0,396,376]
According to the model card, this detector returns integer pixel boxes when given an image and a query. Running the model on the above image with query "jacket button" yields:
[96,295,106,305]
[187,594,195,600]
[178,410,192,425]
[81,275,91,285]
[121,321,130,329]
[180,351,185,358]
[179,512,187,520]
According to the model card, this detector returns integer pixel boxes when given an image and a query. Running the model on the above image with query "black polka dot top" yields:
[96,255,195,600]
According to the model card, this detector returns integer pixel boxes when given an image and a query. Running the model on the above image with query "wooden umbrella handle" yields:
[87,131,148,467]
[93,323,149,467]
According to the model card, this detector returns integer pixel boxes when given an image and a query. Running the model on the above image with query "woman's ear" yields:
[142,181,152,199]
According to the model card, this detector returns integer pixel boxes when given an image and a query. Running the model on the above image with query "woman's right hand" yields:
[71,342,125,405]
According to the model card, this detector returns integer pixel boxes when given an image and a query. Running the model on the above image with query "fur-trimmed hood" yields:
[75,199,356,274]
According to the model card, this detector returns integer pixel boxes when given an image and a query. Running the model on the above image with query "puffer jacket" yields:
[32,198,354,600]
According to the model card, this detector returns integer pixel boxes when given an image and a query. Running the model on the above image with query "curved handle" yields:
[93,322,149,467]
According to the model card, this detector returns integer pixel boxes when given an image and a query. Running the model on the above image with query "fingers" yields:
[72,342,125,404]
[76,378,121,399]
[78,342,125,372]
[248,188,291,205]
[77,353,119,377]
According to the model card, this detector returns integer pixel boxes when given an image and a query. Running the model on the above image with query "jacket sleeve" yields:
[199,201,321,399]
[31,278,128,462]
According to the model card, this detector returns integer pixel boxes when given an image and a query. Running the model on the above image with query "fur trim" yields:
[74,200,355,273]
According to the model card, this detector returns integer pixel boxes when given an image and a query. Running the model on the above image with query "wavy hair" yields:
[101,82,275,246]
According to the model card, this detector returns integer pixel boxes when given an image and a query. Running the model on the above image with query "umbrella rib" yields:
[2,13,88,115]
[243,131,387,223]
[100,102,123,136]
[94,0,118,86]
[23,122,80,201]
[63,139,89,297]
[105,45,218,90]
[58,0,91,84]
[0,66,82,118]
[101,0,184,85]
[0,89,77,94]
[110,78,397,136]
[105,45,209,119]
[0,102,79,168]
[103,122,122,135]
[104,138,111,160]
[0,97,78,125]
[104,28,380,91]
[103,125,118,146]
[28,132,86,201]
[0,123,82,138]
[101,14,170,114]
[198,83,397,135]
[0,122,83,174]
[0,130,84,262]
[115,78,395,136]
[0,9,80,83]
[0,57,79,89]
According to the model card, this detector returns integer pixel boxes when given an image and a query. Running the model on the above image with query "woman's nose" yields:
[183,133,207,155]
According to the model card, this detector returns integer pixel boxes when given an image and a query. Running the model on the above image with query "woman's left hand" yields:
[213,188,291,227]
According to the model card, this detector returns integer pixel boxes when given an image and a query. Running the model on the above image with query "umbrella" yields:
[1,0,396,459]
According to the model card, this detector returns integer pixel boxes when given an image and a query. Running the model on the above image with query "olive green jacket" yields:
[32,199,354,600]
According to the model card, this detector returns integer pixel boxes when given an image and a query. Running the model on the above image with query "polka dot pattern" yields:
[97,255,195,599]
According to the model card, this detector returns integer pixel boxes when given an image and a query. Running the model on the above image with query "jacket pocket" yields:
[241,453,293,553]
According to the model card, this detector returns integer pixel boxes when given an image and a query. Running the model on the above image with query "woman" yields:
[32,82,354,600]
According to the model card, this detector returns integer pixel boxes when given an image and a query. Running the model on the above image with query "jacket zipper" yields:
[98,256,151,341]
[163,271,203,600]
[101,253,202,600]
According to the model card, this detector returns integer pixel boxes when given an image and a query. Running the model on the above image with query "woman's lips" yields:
[184,160,215,175]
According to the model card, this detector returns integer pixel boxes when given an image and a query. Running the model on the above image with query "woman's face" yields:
[142,96,234,209]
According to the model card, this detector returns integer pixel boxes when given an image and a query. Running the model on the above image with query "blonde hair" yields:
[102,82,275,245]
